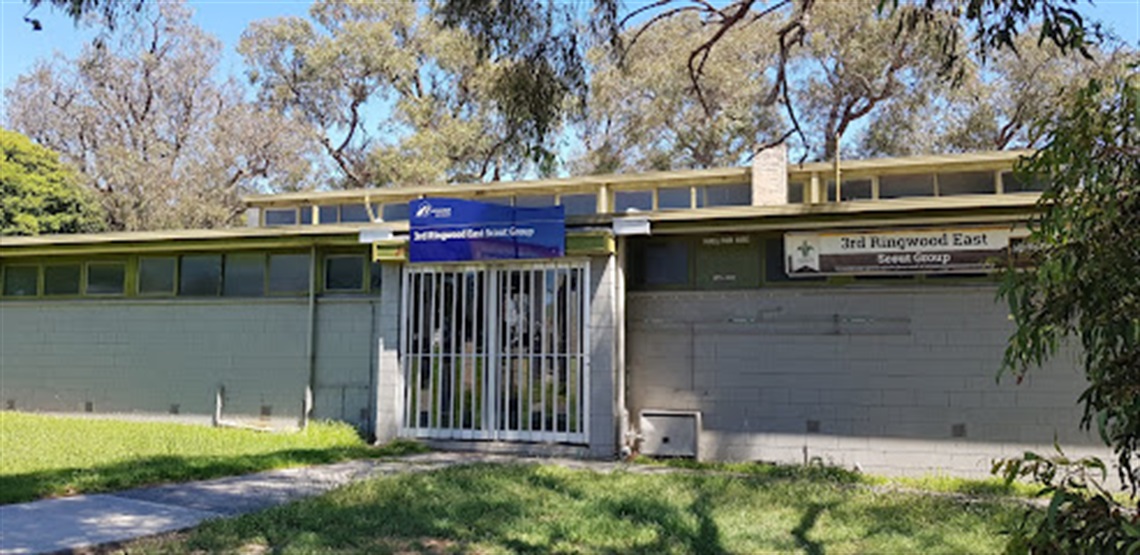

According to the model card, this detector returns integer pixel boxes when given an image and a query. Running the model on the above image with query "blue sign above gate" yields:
[408,198,565,263]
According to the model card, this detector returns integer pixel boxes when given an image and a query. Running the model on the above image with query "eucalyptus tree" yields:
[789,0,950,160]
[5,1,320,231]
[860,32,1132,156]
[240,0,579,187]
[995,66,1139,554]
[576,13,783,173]
[587,0,1097,155]
[22,0,144,29]
[578,0,954,169]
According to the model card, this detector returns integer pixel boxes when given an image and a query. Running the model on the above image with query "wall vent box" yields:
[639,410,701,458]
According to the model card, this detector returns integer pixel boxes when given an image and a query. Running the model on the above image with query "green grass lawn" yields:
[0,411,422,505]
[130,463,1030,554]
[635,457,1046,498]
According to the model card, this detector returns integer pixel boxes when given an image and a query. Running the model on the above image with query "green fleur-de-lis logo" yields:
[797,240,815,257]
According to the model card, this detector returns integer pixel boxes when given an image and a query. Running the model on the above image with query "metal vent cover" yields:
[639,410,701,458]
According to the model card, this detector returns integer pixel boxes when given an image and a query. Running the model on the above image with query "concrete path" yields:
[0,453,493,555]
[0,452,656,555]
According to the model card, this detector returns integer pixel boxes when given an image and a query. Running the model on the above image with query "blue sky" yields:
[3,1,1137,94]
[0,1,314,117]
[1,0,1137,144]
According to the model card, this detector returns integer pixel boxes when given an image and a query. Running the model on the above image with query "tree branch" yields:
[623,5,705,59]
[686,1,752,115]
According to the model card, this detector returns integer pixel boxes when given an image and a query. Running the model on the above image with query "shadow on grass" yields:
[593,489,727,555]
[855,491,1022,553]
[0,439,426,505]
[792,502,835,555]
[155,463,1024,554]
[180,464,736,554]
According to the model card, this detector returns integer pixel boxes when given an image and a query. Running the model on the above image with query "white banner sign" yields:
[785,227,1025,276]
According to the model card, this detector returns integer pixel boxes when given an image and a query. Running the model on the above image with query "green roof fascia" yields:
[646,203,1041,236]
[371,240,407,262]
[0,233,364,259]
[370,230,614,262]
[567,231,615,256]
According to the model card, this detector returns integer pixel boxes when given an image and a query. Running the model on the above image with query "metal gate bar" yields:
[400,262,588,444]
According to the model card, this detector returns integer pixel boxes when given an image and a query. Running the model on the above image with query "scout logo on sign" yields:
[409,198,565,263]
[784,227,1023,276]
[788,236,821,273]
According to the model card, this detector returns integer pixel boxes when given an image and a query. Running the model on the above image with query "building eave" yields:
[1,191,1042,258]
[0,224,401,258]
[242,167,753,208]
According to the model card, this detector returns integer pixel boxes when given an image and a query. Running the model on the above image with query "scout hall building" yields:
[0,148,1109,478]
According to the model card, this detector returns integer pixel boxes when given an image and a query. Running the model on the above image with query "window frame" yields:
[42,262,83,297]
[558,193,597,215]
[85,260,127,296]
[263,208,299,226]
[322,253,368,293]
[1,264,41,298]
[267,252,313,296]
[178,254,223,297]
[628,236,694,291]
[137,256,179,297]
[614,189,654,213]
[222,252,268,298]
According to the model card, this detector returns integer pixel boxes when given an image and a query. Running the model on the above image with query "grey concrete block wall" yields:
[1,300,309,419]
[626,286,1110,478]
[586,254,620,458]
[1,296,383,433]
[311,298,384,430]
[373,262,403,444]
[0,255,626,453]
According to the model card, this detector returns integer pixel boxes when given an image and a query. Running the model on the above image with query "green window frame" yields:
[268,253,312,295]
[179,254,222,296]
[223,253,267,297]
[43,263,81,296]
[138,256,177,296]
[86,261,126,296]
[629,237,693,290]
[2,264,40,297]
[324,254,366,292]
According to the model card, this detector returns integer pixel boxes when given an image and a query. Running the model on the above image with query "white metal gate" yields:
[400,261,589,443]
